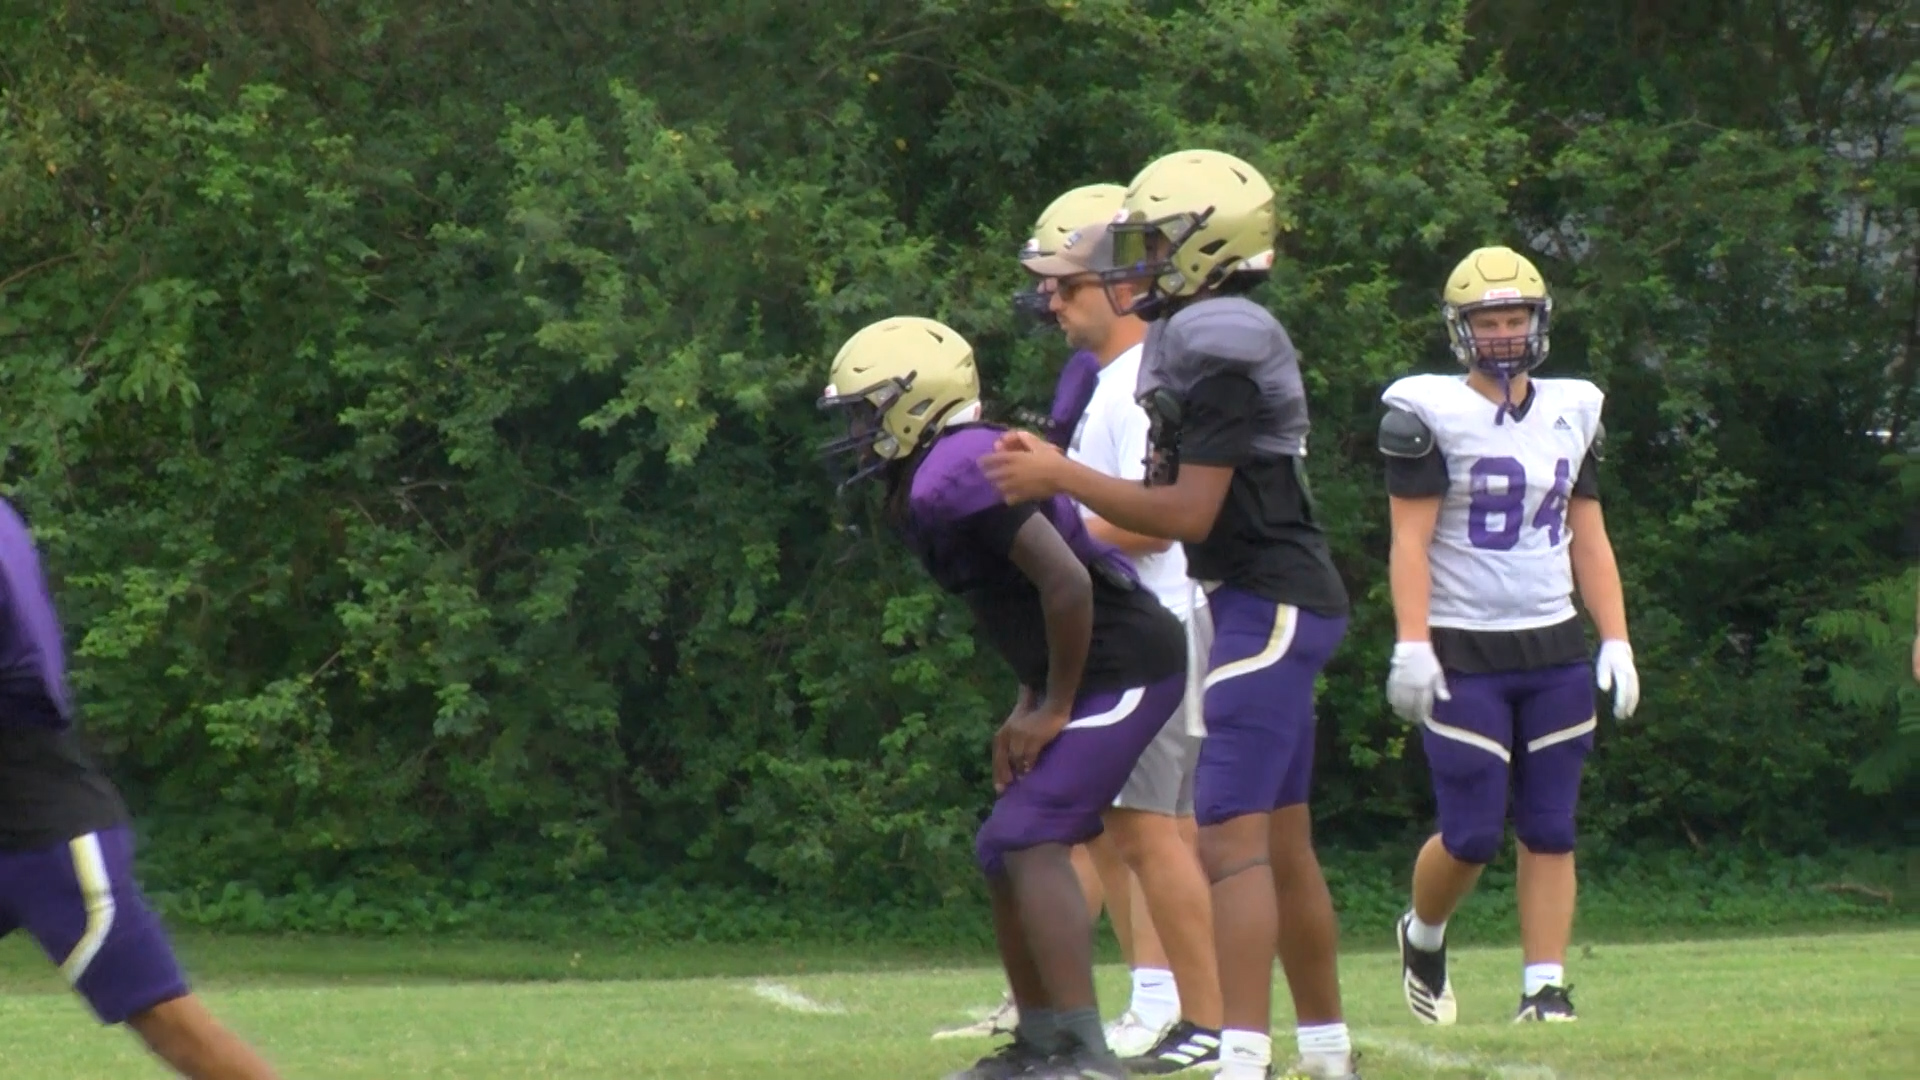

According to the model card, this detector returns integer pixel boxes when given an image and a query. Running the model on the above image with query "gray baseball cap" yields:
[1020,220,1120,278]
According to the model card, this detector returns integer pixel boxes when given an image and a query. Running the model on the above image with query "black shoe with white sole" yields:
[1029,1046,1130,1079]
[1397,912,1457,1025]
[1515,983,1578,1022]
[1125,1020,1222,1073]
[940,1035,1053,1080]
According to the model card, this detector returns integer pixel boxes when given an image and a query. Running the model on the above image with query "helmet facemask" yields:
[1102,208,1215,319]
[817,374,915,490]
[1011,278,1060,332]
[1444,297,1553,424]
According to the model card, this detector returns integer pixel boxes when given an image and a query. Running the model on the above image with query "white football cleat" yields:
[1104,1009,1173,1058]
[932,992,1019,1040]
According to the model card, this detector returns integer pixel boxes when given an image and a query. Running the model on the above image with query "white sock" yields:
[1129,967,1179,1029]
[1406,910,1447,951]
[1218,1029,1271,1080]
[1296,1022,1352,1070]
[1524,962,1565,996]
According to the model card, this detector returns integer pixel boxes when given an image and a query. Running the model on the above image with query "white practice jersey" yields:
[1070,344,1192,619]
[1381,374,1603,632]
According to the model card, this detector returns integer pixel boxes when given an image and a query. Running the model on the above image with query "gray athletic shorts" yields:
[1111,598,1210,816]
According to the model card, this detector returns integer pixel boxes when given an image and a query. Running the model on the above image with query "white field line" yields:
[746,972,1557,1077]
[747,979,847,1015]
[1358,1034,1562,1080]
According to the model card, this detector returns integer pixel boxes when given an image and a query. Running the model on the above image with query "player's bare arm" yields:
[991,685,1041,793]
[999,511,1094,775]
[1567,498,1628,643]
[982,430,1232,543]
[1382,493,1451,726]
[1387,496,1443,642]
[1570,496,1640,719]
[1379,403,1454,725]
[1083,514,1174,558]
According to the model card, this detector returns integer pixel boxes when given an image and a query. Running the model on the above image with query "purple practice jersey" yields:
[893,425,1185,695]
[1046,350,1103,450]
[0,499,127,849]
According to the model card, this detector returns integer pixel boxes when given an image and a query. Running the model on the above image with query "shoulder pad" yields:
[1377,407,1436,458]
[1380,373,1456,415]
[1566,377,1606,409]
[1164,297,1282,364]
[910,428,1004,522]
[1589,419,1607,462]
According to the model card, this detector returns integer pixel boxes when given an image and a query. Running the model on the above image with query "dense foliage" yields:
[1,1,1912,913]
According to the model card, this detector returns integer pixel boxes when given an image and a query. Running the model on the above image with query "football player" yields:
[820,316,1188,1080]
[1376,246,1640,1025]
[0,499,284,1079]
[938,183,1218,1058]
[1021,193,1225,1072]
[981,150,1360,1080]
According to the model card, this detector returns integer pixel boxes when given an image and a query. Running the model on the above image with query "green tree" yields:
[0,0,1909,911]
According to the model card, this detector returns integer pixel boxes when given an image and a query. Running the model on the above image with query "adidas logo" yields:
[1159,1033,1220,1065]
[1553,416,1572,430]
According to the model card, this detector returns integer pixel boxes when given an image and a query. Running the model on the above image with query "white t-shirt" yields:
[1069,344,1193,618]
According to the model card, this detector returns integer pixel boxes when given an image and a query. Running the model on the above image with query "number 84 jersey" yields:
[1380,373,1604,633]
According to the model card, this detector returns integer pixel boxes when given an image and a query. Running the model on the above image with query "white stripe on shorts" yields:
[1421,718,1513,764]
[1063,686,1147,730]
[1202,600,1297,691]
[60,832,118,984]
[1181,583,1213,737]
[1526,717,1597,754]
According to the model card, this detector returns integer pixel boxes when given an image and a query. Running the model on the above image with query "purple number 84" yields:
[1466,456,1571,550]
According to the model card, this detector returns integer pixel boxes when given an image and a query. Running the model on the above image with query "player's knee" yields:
[1262,803,1321,870]
[1196,816,1266,880]
[128,994,279,1080]
[1103,809,1173,869]
[1514,813,1577,855]
[973,824,1009,878]
[975,809,1053,878]
[1440,823,1504,866]
[126,994,212,1061]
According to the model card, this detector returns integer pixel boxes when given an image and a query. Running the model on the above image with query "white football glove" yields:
[1386,641,1450,726]
[1595,639,1639,720]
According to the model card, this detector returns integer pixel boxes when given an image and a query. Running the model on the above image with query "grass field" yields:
[0,927,1911,1079]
